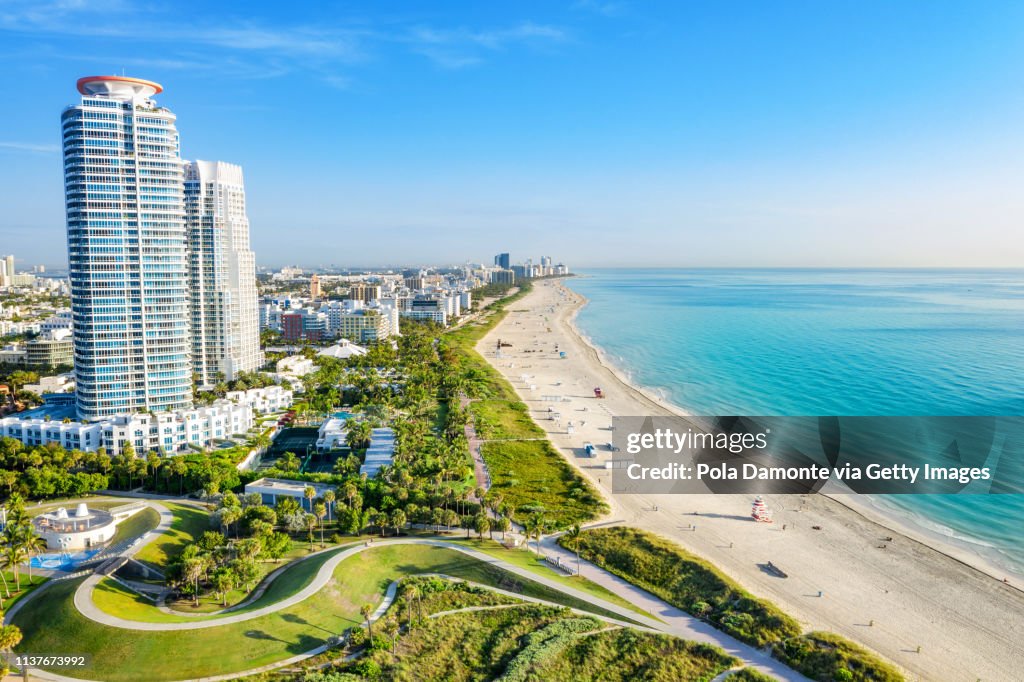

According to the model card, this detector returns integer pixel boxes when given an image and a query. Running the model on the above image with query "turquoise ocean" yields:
[565,269,1024,577]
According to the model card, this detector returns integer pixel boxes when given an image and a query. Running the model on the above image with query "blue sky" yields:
[2,0,1024,268]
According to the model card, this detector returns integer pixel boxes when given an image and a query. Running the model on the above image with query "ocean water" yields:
[566,269,1024,576]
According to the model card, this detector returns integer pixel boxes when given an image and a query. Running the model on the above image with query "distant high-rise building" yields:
[185,160,262,387]
[349,282,381,303]
[494,253,511,270]
[62,76,192,419]
[0,255,14,287]
[309,274,322,300]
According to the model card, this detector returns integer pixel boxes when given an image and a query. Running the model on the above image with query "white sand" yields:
[477,279,1024,682]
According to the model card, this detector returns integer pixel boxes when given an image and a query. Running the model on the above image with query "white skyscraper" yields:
[185,160,262,387]
[0,255,14,287]
[62,76,193,420]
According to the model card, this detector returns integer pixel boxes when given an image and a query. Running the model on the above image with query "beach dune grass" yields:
[482,440,607,527]
[469,399,545,440]
[772,631,904,682]
[530,627,738,682]
[561,526,802,647]
[365,605,735,682]
[562,527,904,681]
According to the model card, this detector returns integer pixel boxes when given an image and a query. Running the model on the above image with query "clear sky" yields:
[2,0,1024,269]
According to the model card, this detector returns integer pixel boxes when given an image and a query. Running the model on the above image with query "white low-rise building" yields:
[276,355,315,378]
[226,385,293,414]
[0,398,255,456]
[32,501,146,550]
[316,417,347,451]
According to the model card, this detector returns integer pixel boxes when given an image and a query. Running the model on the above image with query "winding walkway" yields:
[15,496,804,681]
[72,535,804,679]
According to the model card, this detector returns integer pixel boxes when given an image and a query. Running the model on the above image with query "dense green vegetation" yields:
[726,668,778,682]
[560,527,904,681]
[529,628,737,682]
[772,631,905,682]
[468,400,544,440]
[0,438,109,499]
[559,527,800,647]
[327,601,734,682]
[481,441,604,527]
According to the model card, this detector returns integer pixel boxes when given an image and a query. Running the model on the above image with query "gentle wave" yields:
[566,268,1024,576]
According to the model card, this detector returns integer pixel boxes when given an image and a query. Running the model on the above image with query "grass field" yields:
[448,538,656,622]
[0,570,46,613]
[108,506,161,546]
[93,545,349,623]
[16,544,634,680]
[132,503,208,568]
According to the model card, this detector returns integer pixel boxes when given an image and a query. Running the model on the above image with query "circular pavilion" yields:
[32,503,117,550]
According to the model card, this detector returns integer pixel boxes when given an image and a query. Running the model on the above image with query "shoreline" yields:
[479,276,1024,681]
[559,277,1024,588]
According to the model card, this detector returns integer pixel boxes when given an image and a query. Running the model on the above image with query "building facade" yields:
[62,76,192,420]
[185,160,262,386]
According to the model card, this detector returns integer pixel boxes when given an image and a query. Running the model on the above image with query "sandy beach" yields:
[478,278,1024,682]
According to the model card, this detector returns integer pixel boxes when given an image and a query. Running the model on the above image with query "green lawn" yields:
[93,545,350,623]
[14,544,633,681]
[449,538,657,622]
[0,571,46,613]
[108,506,161,546]
[132,502,208,568]
[482,440,607,528]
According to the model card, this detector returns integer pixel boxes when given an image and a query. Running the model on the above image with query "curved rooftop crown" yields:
[77,75,163,100]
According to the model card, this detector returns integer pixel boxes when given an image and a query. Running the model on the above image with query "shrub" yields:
[560,527,801,647]
[771,631,904,682]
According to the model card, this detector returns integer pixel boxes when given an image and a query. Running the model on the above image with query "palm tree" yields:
[360,603,375,641]
[303,485,316,512]
[305,513,317,551]
[220,506,242,539]
[323,489,336,522]
[213,569,235,607]
[314,502,327,547]
[172,456,188,495]
[390,509,406,538]
[565,524,583,576]
[382,616,399,655]
[0,556,10,599]
[22,527,47,585]
[2,542,27,592]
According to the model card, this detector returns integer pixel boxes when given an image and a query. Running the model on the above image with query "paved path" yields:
[72,534,803,679]
[460,396,491,493]
[539,533,807,681]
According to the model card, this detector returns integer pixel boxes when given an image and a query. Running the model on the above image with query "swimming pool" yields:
[29,549,102,571]
[333,411,354,420]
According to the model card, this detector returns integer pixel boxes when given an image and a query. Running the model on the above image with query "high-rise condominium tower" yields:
[185,160,262,387]
[62,76,192,419]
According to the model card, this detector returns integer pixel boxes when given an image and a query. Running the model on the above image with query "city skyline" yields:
[3,1,1024,267]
